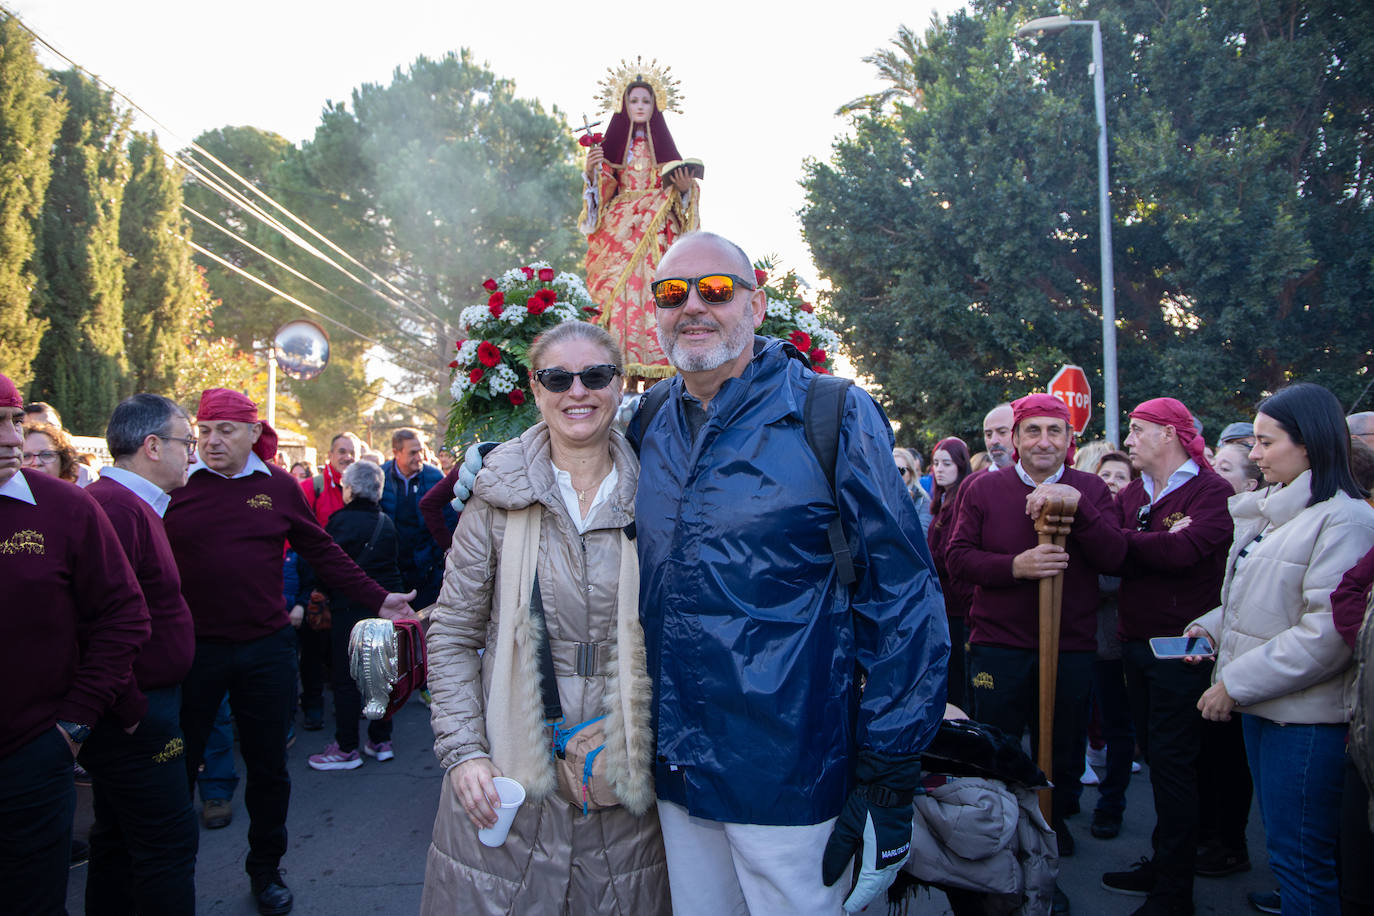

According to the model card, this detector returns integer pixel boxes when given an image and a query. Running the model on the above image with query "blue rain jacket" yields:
[628,338,949,826]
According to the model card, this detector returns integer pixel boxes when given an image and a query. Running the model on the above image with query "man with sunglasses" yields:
[83,394,200,913]
[1094,398,1239,914]
[630,232,948,915]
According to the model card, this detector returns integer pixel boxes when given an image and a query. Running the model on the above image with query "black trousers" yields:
[1092,657,1136,818]
[1122,639,1213,903]
[1340,753,1374,914]
[946,616,969,712]
[968,644,1093,823]
[80,686,197,915]
[0,726,75,915]
[181,625,297,881]
[297,623,330,712]
[329,605,393,753]
[1198,713,1252,851]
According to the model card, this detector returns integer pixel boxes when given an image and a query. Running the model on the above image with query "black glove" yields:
[822,753,919,914]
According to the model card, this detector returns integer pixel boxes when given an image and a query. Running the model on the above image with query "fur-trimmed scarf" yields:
[483,504,655,814]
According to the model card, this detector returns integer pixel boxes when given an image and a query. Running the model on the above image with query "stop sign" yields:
[1048,364,1092,435]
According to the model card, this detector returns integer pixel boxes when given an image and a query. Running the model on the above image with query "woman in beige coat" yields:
[1188,383,1374,915]
[420,321,669,915]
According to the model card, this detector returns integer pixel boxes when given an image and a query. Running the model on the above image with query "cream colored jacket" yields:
[1192,471,1374,724]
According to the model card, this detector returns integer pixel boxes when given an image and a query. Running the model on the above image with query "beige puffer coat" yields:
[420,423,668,916]
[1192,471,1374,723]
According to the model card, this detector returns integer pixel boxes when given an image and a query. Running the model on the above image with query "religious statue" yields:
[579,58,701,381]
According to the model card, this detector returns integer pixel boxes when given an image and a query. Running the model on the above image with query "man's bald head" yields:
[983,403,1014,469]
[1348,411,1374,448]
[658,231,753,279]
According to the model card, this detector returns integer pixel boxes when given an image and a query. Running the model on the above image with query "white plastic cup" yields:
[476,776,526,847]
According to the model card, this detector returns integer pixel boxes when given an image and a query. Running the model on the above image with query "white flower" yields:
[819,328,841,353]
[498,268,528,288]
[554,302,580,322]
[765,298,794,320]
[450,375,471,400]
[488,363,518,394]
[455,339,479,365]
[501,303,528,325]
[796,311,822,335]
[526,259,551,272]
[458,305,490,330]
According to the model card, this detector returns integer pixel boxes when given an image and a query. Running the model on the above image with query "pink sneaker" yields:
[308,743,362,771]
[363,740,394,762]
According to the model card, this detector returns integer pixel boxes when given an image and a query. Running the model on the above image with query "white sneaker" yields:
[308,743,362,771]
[364,740,395,762]
[1081,758,1101,785]
[1131,760,1142,774]
[1086,745,1108,768]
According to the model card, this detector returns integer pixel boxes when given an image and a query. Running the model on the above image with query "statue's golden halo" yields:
[596,57,683,115]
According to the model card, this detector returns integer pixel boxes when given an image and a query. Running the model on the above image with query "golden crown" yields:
[596,57,683,115]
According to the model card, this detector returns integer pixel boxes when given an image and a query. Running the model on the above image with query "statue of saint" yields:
[579,58,700,381]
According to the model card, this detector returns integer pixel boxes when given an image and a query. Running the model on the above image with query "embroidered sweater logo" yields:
[153,736,184,763]
[0,529,44,555]
[247,494,273,509]
[971,671,994,689]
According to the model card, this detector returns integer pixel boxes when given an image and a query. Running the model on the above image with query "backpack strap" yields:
[631,381,674,457]
[804,374,857,587]
[529,577,564,723]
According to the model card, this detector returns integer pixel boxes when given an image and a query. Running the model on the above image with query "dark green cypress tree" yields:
[121,132,197,395]
[30,69,131,433]
[0,16,64,389]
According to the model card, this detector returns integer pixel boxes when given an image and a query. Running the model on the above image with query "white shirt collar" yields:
[99,466,172,517]
[1143,458,1199,504]
[551,463,619,534]
[1014,460,1065,488]
[188,451,271,480]
[0,470,37,506]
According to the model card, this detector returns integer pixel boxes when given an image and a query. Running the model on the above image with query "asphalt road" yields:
[66,698,1274,915]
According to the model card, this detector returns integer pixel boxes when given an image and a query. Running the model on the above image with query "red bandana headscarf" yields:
[0,373,21,409]
[196,388,278,462]
[1130,397,1206,464]
[1011,393,1077,464]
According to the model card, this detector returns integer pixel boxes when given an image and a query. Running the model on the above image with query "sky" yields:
[9,0,964,391]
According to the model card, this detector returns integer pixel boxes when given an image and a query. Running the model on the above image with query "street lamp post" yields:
[1016,15,1120,447]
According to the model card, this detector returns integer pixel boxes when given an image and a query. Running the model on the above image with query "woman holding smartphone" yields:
[1187,382,1374,914]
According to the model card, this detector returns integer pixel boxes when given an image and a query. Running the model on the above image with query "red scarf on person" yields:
[1010,392,1077,464]
[196,388,278,463]
[1130,397,1207,465]
[304,461,346,526]
[0,373,20,408]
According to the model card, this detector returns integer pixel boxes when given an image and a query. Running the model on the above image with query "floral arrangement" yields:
[446,262,599,446]
[754,259,841,375]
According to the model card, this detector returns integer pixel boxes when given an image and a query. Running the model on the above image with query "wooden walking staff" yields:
[1034,492,1078,821]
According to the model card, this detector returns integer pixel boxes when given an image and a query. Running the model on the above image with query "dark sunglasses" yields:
[1136,504,1152,531]
[534,364,621,393]
[650,273,755,309]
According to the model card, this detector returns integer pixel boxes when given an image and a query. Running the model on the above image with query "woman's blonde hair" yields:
[528,321,624,373]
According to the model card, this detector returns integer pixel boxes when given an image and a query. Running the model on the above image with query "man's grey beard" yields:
[657,314,754,373]
[988,446,1013,468]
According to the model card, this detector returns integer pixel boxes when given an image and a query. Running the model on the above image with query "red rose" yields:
[488,291,504,317]
[468,368,484,384]
[521,266,535,280]
[754,268,768,286]
[526,295,548,316]
[814,366,830,375]
[509,389,526,405]
[789,330,812,351]
[454,338,466,350]
[536,288,557,304]
[477,341,501,367]
[810,348,827,365]
[447,359,459,368]
[482,278,497,291]
[799,301,814,313]
[584,305,601,319]
[538,267,555,282]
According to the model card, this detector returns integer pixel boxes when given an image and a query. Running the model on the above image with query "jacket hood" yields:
[475,422,637,527]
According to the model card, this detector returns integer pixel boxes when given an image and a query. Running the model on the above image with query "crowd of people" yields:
[3,229,1374,916]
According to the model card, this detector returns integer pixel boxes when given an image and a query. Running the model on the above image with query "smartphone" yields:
[1149,635,1215,659]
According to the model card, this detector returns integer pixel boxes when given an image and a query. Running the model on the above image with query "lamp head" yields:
[1015,14,1072,37]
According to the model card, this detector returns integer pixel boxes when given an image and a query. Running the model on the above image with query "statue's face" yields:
[626,86,654,125]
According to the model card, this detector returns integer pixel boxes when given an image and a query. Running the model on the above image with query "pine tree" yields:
[121,132,197,395]
[0,16,64,389]
[30,69,132,433]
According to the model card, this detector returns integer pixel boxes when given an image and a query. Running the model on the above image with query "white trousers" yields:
[658,799,851,916]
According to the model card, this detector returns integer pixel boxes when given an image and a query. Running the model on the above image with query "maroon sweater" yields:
[165,464,389,641]
[87,476,195,692]
[927,489,973,619]
[1332,545,1374,650]
[419,464,460,551]
[946,466,1126,652]
[1,470,150,758]
[1115,469,1234,641]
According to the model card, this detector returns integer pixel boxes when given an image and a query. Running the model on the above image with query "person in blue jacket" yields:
[629,231,949,915]
[380,428,446,608]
